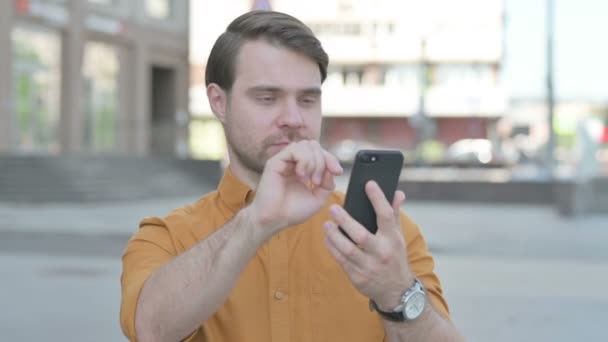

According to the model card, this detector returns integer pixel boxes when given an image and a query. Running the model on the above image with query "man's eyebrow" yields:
[247,86,282,93]
[246,86,322,95]
[300,87,322,95]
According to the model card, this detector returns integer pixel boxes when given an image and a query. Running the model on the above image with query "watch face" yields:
[404,292,425,319]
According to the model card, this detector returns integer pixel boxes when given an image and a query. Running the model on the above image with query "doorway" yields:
[149,65,177,156]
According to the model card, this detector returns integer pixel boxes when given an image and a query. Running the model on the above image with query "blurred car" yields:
[329,139,380,163]
[445,139,497,166]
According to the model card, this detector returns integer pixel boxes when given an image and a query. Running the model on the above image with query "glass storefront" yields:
[145,0,173,20]
[82,41,119,152]
[11,25,62,154]
[2,0,188,156]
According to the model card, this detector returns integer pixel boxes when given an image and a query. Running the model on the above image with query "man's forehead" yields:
[233,40,321,86]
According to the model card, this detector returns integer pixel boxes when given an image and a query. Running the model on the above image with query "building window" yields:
[82,41,119,152]
[145,0,173,20]
[88,0,120,6]
[344,68,363,86]
[87,0,129,17]
[385,65,420,88]
[361,65,384,85]
[310,22,362,36]
[11,25,61,154]
[434,64,494,88]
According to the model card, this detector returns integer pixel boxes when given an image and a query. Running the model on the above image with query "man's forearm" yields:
[134,207,267,342]
[383,304,465,342]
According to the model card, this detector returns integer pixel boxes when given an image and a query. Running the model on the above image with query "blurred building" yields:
[0,0,190,157]
[502,0,608,168]
[295,0,505,153]
[189,0,506,160]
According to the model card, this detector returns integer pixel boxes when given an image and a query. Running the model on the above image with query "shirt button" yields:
[274,291,285,300]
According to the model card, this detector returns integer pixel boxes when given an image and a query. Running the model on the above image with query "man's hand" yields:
[323,181,414,310]
[249,140,343,239]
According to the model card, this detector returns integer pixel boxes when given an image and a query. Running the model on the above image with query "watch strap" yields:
[369,299,406,322]
[369,278,425,322]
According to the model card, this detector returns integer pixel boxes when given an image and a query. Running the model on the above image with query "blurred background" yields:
[0,0,607,341]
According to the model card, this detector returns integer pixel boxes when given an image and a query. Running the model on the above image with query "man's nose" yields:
[278,98,304,127]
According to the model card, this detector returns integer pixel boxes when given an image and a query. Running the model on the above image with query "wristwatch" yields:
[369,278,426,322]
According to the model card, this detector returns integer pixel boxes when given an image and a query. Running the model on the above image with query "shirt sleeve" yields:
[400,211,451,320]
[120,217,177,341]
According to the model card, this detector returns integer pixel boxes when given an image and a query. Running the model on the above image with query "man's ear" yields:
[207,83,228,123]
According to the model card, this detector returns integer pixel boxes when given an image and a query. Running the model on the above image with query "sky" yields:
[503,0,608,102]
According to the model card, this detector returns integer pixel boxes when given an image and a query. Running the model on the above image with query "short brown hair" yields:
[205,11,329,91]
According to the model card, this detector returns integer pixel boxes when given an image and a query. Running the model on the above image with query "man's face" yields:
[223,39,323,174]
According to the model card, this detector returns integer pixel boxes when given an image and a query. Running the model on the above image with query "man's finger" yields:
[299,143,317,179]
[274,141,341,187]
[329,205,375,250]
[309,142,326,185]
[392,190,406,223]
[365,181,397,232]
[322,150,344,175]
[279,142,313,183]
[318,169,335,191]
[313,170,335,200]
[324,220,367,268]
[324,235,360,276]
[312,170,334,199]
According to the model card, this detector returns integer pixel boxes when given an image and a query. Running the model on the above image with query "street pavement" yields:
[1,174,607,341]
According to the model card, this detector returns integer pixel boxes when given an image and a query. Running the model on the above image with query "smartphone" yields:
[341,149,404,237]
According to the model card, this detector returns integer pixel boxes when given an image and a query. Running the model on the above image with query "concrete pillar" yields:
[0,1,13,153]
[133,39,149,156]
[60,0,85,154]
[116,47,131,155]
[176,57,190,158]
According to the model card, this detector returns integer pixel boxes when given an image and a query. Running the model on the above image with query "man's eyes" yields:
[253,94,319,105]
[256,95,276,104]
[299,96,319,105]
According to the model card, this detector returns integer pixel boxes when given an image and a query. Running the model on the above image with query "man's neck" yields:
[228,162,261,191]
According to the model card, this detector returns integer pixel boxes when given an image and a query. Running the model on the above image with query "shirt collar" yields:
[217,166,255,213]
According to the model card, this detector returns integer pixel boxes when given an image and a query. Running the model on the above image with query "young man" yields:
[120,11,464,342]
